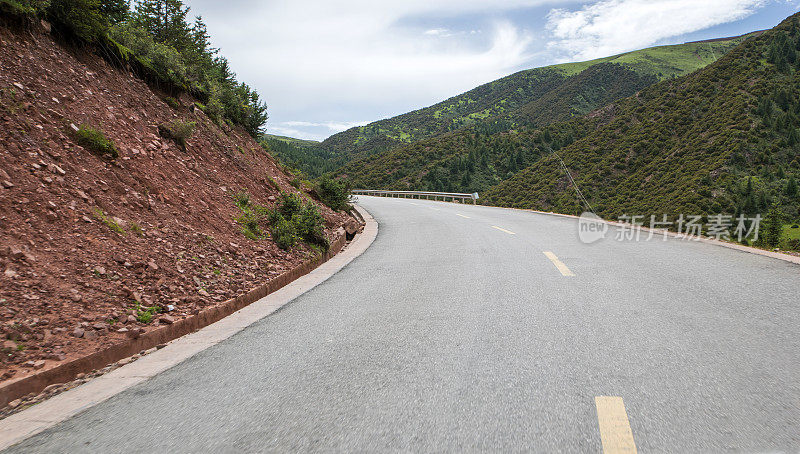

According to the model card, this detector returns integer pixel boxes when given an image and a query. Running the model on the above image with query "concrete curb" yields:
[0,204,378,450]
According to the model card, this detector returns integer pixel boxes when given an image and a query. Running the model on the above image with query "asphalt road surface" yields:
[7,196,800,452]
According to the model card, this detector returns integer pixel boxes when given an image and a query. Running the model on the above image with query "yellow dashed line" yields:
[491,226,515,235]
[456,214,471,219]
[595,396,637,454]
[543,251,575,277]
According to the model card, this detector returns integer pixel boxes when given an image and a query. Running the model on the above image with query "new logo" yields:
[578,212,608,244]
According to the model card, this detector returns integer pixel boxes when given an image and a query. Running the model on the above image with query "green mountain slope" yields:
[483,14,800,229]
[261,134,340,177]
[335,58,741,193]
[322,34,753,166]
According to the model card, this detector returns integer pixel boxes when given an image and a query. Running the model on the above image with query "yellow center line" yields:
[543,251,575,277]
[491,226,515,235]
[409,202,418,205]
[595,396,637,454]
[456,214,471,219]
[429,207,440,211]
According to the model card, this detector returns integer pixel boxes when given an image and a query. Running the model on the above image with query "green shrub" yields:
[232,191,266,240]
[266,175,280,190]
[277,192,303,218]
[236,210,263,240]
[232,191,250,210]
[270,216,297,250]
[164,97,180,110]
[757,208,785,248]
[233,190,327,250]
[158,119,195,151]
[292,204,329,250]
[75,125,119,159]
[251,203,271,219]
[315,176,351,212]
[0,0,45,15]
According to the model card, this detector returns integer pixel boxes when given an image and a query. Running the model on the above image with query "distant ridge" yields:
[685,30,765,44]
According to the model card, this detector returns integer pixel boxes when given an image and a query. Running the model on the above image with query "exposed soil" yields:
[0,23,348,383]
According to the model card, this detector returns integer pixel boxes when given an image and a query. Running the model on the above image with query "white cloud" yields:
[424,28,452,36]
[283,120,369,132]
[186,0,562,140]
[269,121,370,141]
[546,0,768,61]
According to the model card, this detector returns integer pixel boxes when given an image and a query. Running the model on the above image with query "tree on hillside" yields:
[47,0,108,41]
[133,0,191,51]
[759,207,785,248]
[185,16,215,65]
[100,0,130,25]
[787,176,798,197]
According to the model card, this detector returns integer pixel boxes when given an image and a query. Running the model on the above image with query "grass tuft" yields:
[158,120,196,151]
[93,208,124,234]
[74,125,119,159]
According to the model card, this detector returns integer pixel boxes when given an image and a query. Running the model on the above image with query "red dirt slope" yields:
[0,22,348,383]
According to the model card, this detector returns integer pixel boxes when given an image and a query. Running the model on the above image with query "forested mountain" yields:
[261,135,341,178]
[320,35,752,167]
[481,13,800,237]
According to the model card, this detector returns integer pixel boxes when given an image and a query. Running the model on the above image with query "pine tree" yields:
[188,16,215,62]
[48,0,112,42]
[788,128,799,146]
[100,0,130,24]
[787,176,798,197]
[133,0,191,51]
[760,207,784,248]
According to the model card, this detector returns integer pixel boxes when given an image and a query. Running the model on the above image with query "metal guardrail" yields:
[352,189,479,204]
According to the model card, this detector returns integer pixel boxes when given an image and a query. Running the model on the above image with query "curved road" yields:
[7,196,800,452]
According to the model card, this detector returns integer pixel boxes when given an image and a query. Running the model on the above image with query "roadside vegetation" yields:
[233,191,329,252]
[314,176,351,212]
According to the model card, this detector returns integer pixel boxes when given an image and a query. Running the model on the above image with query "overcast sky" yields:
[184,0,800,141]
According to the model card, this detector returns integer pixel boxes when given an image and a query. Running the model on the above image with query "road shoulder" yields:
[0,205,378,451]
